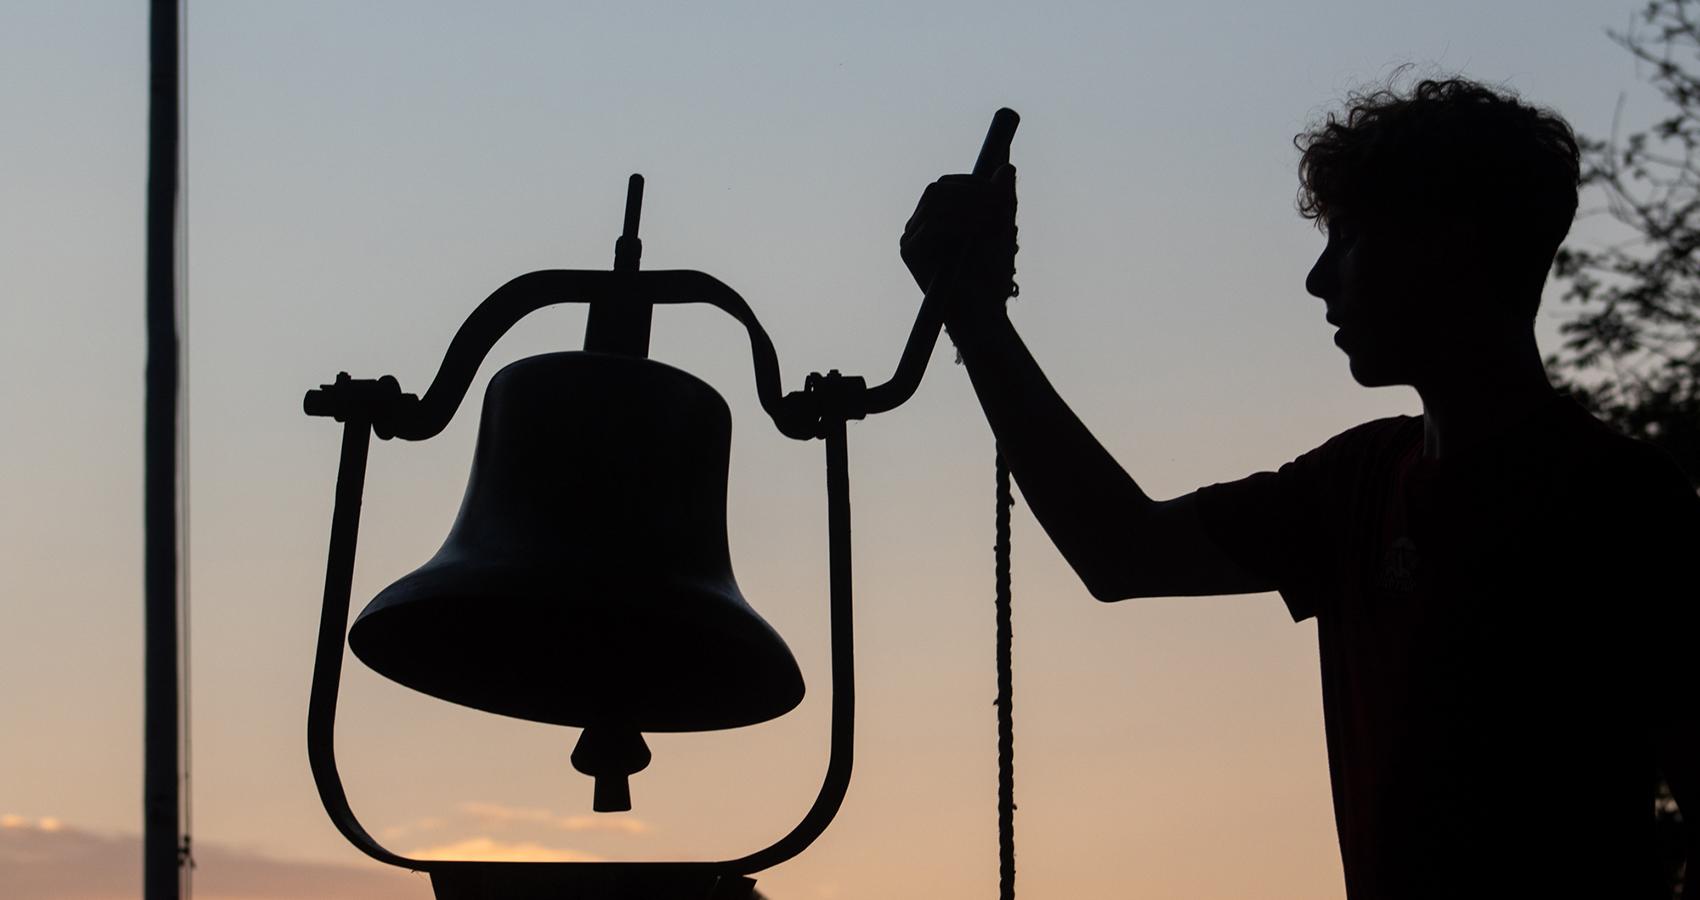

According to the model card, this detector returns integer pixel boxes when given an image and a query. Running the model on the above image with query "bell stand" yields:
[304,109,1018,900]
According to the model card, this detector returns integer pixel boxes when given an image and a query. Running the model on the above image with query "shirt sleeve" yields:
[1191,421,1398,622]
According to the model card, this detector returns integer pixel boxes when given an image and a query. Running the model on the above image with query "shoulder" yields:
[1541,403,1700,563]
[1321,413,1421,449]
[1285,413,1421,482]
[1195,415,1415,515]
[1549,402,1695,506]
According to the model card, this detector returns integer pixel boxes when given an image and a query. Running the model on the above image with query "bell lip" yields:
[348,563,805,733]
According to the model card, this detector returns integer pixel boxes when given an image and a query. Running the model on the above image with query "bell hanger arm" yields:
[306,414,431,870]
[305,268,820,442]
[305,109,1015,443]
[717,416,855,875]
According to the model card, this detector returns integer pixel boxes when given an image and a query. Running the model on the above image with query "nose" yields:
[1306,244,1336,301]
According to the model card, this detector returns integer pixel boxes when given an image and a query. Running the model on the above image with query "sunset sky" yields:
[0,2,1669,898]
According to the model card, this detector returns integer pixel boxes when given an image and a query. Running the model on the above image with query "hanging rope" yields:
[994,450,1015,900]
[176,2,195,892]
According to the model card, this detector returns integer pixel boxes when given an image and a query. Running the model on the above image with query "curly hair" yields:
[1296,77,1580,309]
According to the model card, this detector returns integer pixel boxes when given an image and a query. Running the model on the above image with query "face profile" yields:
[1293,78,1579,400]
[1306,218,1444,389]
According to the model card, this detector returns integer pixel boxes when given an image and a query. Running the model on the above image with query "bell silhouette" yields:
[348,351,804,807]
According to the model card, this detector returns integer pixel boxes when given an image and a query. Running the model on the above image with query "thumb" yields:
[991,163,1016,185]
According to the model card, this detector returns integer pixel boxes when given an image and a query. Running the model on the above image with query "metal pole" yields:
[145,0,182,897]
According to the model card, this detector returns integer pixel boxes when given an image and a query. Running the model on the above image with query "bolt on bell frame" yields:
[303,109,1018,900]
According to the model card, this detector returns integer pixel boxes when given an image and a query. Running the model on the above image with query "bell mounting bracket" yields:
[303,108,1017,899]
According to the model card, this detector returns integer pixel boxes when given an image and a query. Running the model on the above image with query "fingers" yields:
[902,168,1019,294]
[906,173,1016,238]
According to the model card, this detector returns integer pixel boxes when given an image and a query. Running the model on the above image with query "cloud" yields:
[379,817,445,840]
[0,803,643,900]
[457,802,650,835]
[404,837,602,863]
[0,815,430,900]
[0,813,58,831]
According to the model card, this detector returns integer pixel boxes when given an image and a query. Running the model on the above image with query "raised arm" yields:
[950,309,1268,600]
[902,168,1270,601]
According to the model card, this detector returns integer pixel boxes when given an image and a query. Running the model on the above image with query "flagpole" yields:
[144,0,183,897]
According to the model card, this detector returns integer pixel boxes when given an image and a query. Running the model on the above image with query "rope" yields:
[177,4,195,895]
[994,450,1015,900]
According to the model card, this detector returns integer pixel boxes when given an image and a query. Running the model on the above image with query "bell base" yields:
[428,864,755,900]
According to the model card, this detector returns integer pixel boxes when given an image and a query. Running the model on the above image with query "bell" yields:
[349,351,804,774]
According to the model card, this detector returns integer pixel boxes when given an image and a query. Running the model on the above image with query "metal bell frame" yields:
[304,111,1018,900]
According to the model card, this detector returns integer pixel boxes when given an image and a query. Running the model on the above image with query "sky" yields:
[0,1,1673,898]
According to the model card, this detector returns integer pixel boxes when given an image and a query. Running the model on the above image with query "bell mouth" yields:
[349,560,805,733]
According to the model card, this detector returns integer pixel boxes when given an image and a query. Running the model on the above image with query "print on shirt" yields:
[1379,536,1419,594]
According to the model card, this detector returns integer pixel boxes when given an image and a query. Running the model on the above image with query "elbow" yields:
[1076,561,1137,603]
[1059,540,1142,603]
[1057,513,1154,604]
[1087,582,1132,603]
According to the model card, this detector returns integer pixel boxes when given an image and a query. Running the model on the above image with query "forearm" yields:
[951,309,1156,598]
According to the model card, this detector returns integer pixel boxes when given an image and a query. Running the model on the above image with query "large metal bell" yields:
[349,351,805,737]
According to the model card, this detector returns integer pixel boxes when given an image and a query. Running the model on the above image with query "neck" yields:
[1415,327,1555,460]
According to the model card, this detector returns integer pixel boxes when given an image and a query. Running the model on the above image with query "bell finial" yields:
[583,173,651,356]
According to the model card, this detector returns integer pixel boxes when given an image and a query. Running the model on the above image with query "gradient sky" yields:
[0,2,1670,898]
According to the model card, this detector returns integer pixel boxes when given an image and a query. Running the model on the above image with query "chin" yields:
[1345,354,1408,388]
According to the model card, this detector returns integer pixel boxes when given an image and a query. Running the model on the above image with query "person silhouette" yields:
[902,78,1698,898]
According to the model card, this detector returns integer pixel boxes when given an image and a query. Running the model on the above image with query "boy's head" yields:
[1298,77,1580,316]
[1296,77,1580,387]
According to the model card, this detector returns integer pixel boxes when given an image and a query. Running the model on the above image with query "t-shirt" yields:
[1195,395,1698,898]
